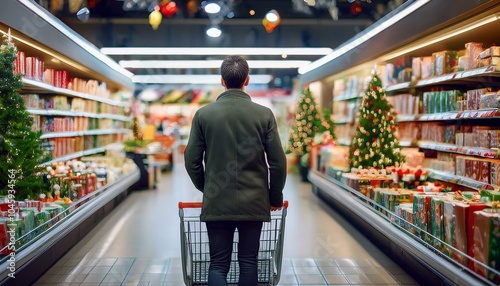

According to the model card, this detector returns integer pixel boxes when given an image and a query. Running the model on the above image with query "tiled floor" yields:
[33,154,421,286]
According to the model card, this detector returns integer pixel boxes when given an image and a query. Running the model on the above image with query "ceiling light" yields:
[119,60,311,69]
[204,2,221,14]
[263,9,281,33]
[265,10,279,22]
[380,13,500,61]
[206,26,222,37]
[298,0,430,74]
[101,47,333,56]
[133,74,273,84]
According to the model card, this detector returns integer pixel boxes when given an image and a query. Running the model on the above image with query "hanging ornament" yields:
[149,6,163,30]
[351,0,362,15]
[160,0,178,18]
[77,7,90,23]
[262,9,281,33]
[186,0,199,18]
[88,0,97,9]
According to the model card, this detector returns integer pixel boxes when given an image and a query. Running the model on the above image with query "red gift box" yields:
[472,209,500,283]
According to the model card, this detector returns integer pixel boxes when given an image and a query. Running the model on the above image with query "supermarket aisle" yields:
[33,161,420,286]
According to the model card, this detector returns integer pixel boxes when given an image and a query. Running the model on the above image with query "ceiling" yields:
[33,0,406,92]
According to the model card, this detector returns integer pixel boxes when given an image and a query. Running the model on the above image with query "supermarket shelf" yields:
[427,169,498,191]
[0,169,140,286]
[418,141,500,159]
[397,114,420,122]
[384,66,500,93]
[27,109,131,121]
[399,140,417,147]
[385,82,411,93]
[22,78,130,108]
[415,65,500,87]
[333,92,363,102]
[419,109,499,121]
[40,147,106,166]
[308,170,492,286]
[40,129,131,139]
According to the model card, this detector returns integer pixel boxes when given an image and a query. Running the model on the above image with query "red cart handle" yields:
[178,200,289,209]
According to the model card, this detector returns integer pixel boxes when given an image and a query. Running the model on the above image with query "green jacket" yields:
[184,90,287,222]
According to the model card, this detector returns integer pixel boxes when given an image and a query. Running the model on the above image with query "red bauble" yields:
[160,1,178,18]
[372,138,376,142]
[369,101,374,106]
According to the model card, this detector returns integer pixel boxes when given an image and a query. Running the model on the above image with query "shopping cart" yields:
[178,201,288,286]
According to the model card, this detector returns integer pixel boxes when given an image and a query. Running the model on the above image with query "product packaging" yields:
[472,209,500,284]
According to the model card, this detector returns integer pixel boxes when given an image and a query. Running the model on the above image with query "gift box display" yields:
[430,195,454,247]
[465,42,496,70]
[413,193,439,240]
[472,208,500,284]
[342,169,393,197]
[432,50,458,76]
[394,203,418,234]
[443,200,457,257]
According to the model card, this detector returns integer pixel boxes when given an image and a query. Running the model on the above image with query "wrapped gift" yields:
[454,202,470,265]
[480,190,500,203]
[472,209,500,284]
[479,46,500,58]
[443,200,457,257]
[413,193,441,240]
[430,196,453,246]
[454,202,488,267]
[379,189,412,214]
[0,219,10,255]
[465,42,495,70]
[394,203,415,232]
[21,209,35,241]
[432,50,458,76]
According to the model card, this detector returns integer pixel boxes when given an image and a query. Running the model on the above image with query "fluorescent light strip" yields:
[19,0,134,79]
[298,0,430,75]
[119,60,311,69]
[133,74,272,84]
[380,13,500,61]
[101,47,333,56]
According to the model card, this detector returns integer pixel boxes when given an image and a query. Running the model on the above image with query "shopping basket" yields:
[178,201,288,286]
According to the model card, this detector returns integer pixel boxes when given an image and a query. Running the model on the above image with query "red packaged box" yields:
[16,51,25,75]
[472,209,500,283]
[465,42,496,70]
[61,70,68,89]
[471,160,480,181]
[478,160,491,184]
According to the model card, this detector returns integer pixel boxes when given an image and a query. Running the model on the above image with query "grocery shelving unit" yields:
[0,1,138,285]
[300,0,500,284]
[309,170,490,286]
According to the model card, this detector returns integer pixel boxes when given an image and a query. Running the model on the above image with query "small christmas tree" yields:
[0,31,43,199]
[348,69,405,169]
[287,88,322,156]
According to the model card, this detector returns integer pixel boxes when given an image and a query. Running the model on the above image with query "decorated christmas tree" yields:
[287,88,322,156]
[348,69,405,169]
[0,31,43,199]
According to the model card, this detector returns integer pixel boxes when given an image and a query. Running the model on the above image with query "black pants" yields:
[205,221,263,286]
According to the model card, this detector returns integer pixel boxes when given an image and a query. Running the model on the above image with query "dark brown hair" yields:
[220,55,249,89]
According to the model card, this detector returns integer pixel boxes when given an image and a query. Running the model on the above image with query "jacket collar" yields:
[216,90,252,101]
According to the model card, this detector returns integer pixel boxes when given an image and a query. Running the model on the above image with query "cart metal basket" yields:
[178,201,288,286]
